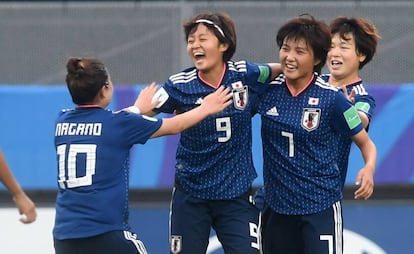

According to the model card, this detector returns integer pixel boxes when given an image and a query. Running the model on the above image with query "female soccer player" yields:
[257,14,377,253]
[52,57,232,254]
[0,148,36,223]
[324,16,381,194]
[149,12,280,254]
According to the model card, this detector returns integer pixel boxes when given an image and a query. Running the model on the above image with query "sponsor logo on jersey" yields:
[170,235,182,254]
[301,108,321,131]
[232,84,248,110]
[266,106,279,116]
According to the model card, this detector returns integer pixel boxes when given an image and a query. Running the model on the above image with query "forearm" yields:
[356,134,377,173]
[358,111,370,129]
[0,151,24,197]
[152,105,210,138]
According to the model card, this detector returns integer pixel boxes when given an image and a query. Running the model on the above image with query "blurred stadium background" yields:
[0,1,413,253]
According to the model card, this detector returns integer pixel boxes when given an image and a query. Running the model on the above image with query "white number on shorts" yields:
[320,235,333,254]
[57,144,97,189]
[249,222,260,250]
[216,117,231,143]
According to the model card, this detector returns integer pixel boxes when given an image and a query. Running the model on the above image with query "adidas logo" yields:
[266,106,279,116]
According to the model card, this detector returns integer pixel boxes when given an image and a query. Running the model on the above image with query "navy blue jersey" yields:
[258,74,364,215]
[53,107,162,240]
[321,74,376,188]
[155,60,272,200]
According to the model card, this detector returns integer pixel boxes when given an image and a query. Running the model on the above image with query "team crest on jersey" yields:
[301,108,321,131]
[170,235,182,253]
[232,82,248,110]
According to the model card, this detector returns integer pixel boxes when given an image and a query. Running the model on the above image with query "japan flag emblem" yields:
[301,108,321,131]
[232,85,248,110]
[170,235,182,254]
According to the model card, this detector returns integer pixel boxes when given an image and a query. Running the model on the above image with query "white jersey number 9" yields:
[216,117,231,143]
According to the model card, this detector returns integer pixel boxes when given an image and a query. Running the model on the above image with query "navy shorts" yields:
[262,201,343,254]
[54,230,148,254]
[169,188,260,254]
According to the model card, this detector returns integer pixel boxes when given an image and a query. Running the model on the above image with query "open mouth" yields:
[330,60,343,66]
[194,52,206,61]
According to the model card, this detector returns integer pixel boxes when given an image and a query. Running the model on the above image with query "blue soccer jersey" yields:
[53,107,162,240]
[258,74,364,215]
[155,60,272,200]
[321,74,376,188]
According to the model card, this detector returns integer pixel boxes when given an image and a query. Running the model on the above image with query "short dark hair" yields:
[276,14,331,74]
[65,57,108,105]
[330,16,381,70]
[183,12,237,62]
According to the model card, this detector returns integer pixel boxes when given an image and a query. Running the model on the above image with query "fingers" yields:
[341,86,348,96]
[19,211,36,224]
[349,88,356,104]
[341,86,356,104]
[354,175,374,200]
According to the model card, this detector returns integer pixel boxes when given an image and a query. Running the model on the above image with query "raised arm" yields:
[151,86,232,138]
[268,63,282,80]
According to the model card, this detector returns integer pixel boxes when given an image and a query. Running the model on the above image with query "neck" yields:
[329,75,361,87]
[77,104,102,108]
[286,73,315,96]
[199,63,226,88]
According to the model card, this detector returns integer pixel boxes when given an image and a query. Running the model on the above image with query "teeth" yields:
[194,52,204,57]
[286,64,296,69]
[331,60,341,65]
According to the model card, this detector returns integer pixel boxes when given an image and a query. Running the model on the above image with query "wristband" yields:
[127,106,141,114]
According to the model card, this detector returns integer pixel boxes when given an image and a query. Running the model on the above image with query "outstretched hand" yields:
[201,86,233,115]
[134,82,160,115]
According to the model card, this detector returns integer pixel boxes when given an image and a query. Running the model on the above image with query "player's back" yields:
[53,107,161,239]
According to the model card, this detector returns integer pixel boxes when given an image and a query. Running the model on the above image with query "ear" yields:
[358,53,367,64]
[314,58,321,67]
[99,85,108,99]
[219,42,229,53]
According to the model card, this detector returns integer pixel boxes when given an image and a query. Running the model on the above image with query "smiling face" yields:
[327,33,366,86]
[279,37,319,88]
[186,23,228,75]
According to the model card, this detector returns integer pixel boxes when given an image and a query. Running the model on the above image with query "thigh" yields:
[212,194,260,254]
[262,210,303,254]
[54,231,147,254]
[170,188,212,254]
[302,201,343,254]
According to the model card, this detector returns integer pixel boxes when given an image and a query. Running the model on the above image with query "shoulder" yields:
[227,60,248,73]
[269,73,285,86]
[314,75,338,92]
[320,73,330,82]
[228,60,270,74]
[56,108,74,119]
[351,81,370,96]
[168,66,198,85]
[114,110,160,126]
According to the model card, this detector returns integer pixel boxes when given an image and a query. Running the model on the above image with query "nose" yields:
[328,46,340,56]
[190,39,200,49]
